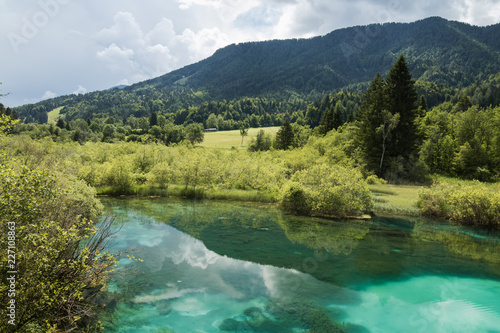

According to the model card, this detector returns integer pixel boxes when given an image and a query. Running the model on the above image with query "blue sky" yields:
[1,0,499,107]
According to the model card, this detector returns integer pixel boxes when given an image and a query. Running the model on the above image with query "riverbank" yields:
[97,182,420,218]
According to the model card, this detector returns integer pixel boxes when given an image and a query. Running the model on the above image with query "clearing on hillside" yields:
[47,107,64,124]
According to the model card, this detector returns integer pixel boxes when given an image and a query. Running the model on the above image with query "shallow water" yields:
[101,197,500,333]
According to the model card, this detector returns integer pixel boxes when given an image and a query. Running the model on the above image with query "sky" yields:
[1,0,500,107]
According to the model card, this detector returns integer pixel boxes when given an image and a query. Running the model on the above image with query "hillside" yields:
[144,16,500,96]
[14,16,500,123]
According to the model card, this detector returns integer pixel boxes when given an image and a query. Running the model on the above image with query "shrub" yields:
[280,181,312,215]
[281,165,373,217]
[366,174,387,185]
[149,162,171,189]
[0,155,116,332]
[418,183,500,229]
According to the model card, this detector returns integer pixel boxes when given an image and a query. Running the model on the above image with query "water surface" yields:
[101,197,500,333]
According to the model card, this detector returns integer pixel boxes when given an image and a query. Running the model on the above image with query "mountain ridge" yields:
[14,16,500,123]
[132,16,500,96]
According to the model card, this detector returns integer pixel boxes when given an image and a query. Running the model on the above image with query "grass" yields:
[47,107,64,124]
[369,184,422,216]
[432,174,500,190]
[97,184,277,203]
[368,178,500,217]
[200,127,280,149]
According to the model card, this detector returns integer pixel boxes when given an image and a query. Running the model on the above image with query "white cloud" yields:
[457,0,500,26]
[72,85,88,95]
[97,43,137,72]
[94,12,230,83]
[0,0,499,107]
[176,0,223,10]
[41,90,57,100]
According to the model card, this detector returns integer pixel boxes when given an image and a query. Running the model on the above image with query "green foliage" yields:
[0,154,116,332]
[357,55,422,179]
[418,103,500,180]
[275,120,294,150]
[185,123,204,145]
[385,54,420,157]
[366,175,387,185]
[281,164,373,217]
[247,129,272,152]
[418,183,500,229]
[14,17,500,131]
[280,181,312,216]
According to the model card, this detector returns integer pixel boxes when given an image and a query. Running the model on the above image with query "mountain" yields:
[14,17,500,123]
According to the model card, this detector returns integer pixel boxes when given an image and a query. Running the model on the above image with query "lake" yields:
[100,197,500,333]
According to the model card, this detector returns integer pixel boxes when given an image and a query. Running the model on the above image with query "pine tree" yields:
[318,100,345,135]
[56,118,65,129]
[275,120,294,150]
[385,54,419,158]
[419,96,428,111]
[332,101,344,130]
[357,72,387,173]
[149,112,158,127]
[358,55,422,178]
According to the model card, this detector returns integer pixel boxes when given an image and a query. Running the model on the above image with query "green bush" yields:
[366,174,387,185]
[281,165,373,217]
[280,181,312,215]
[0,154,116,332]
[418,184,500,228]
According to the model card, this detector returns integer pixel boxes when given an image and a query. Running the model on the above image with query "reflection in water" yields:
[101,198,500,333]
[277,215,371,255]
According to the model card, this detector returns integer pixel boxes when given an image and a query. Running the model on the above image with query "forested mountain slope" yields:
[145,16,500,96]
[15,16,500,123]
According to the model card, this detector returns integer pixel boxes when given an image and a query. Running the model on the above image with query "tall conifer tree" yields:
[275,120,294,150]
[385,54,419,158]
[358,72,388,173]
[358,55,421,177]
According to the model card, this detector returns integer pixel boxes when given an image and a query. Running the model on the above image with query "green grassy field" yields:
[200,127,280,149]
[369,184,422,216]
[47,107,64,124]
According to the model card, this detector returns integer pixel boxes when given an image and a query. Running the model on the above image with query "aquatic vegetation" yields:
[266,300,346,333]
[220,307,281,332]
[277,216,371,255]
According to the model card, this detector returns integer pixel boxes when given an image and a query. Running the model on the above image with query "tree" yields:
[0,122,117,331]
[149,112,158,127]
[239,125,248,146]
[454,96,473,113]
[275,120,294,150]
[102,124,115,142]
[206,113,218,130]
[248,129,272,152]
[318,101,344,135]
[385,54,420,158]
[357,56,421,178]
[281,164,373,217]
[376,111,400,172]
[357,72,387,173]
[418,96,428,112]
[186,123,204,145]
[56,118,65,129]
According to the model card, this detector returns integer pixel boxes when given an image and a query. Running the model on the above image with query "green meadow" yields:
[200,126,280,149]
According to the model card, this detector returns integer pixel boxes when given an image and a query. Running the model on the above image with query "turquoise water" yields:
[101,198,500,333]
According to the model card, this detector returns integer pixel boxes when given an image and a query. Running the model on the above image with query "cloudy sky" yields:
[1,0,499,107]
